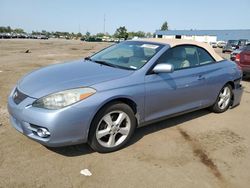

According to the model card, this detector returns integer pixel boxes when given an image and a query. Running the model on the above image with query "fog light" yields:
[37,128,50,138]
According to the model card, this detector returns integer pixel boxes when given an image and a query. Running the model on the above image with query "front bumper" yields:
[7,90,97,147]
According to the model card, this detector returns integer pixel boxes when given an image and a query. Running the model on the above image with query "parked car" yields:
[231,49,242,61]
[0,33,11,39]
[37,35,48,40]
[217,41,226,48]
[234,44,250,76]
[8,39,243,153]
[238,39,249,47]
[209,42,217,48]
[230,40,249,61]
[223,40,239,53]
[81,37,102,42]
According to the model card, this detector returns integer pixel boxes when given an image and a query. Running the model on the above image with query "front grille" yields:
[13,88,28,105]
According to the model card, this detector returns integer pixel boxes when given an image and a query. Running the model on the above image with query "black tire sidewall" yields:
[88,102,136,153]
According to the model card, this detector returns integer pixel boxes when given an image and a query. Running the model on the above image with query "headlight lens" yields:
[33,88,96,110]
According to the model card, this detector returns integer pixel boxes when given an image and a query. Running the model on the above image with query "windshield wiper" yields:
[85,57,110,66]
[94,60,118,68]
[84,57,134,70]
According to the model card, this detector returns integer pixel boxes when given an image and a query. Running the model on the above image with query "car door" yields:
[144,45,207,122]
[193,46,223,106]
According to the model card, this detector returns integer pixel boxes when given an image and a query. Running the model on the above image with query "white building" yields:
[155,30,217,43]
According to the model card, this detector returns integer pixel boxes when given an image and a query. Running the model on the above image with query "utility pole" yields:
[78,24,81,33]
[103,14,106,34]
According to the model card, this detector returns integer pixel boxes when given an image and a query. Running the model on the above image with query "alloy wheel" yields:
[218,86,231,110]
[96,111,131,148]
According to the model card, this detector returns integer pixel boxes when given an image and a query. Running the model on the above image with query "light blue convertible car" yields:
[8,39,243,152]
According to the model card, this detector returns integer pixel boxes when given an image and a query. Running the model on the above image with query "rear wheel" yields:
[88,102,136,153]
[210,84,232,113]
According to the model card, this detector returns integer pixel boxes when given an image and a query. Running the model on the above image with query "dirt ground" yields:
[0,39,249,188]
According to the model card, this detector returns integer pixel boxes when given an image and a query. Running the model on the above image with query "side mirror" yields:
[153,63,174,73]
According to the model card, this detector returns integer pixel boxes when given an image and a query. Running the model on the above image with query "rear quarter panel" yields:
[201,60,242,106]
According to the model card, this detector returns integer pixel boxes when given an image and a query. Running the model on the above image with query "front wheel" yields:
[88,102,136,153]
[210,84,232,113]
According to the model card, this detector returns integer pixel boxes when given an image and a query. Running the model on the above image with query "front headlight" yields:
[33,87,96,110]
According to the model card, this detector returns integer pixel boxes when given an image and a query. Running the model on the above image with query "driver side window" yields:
[157,45,198,70]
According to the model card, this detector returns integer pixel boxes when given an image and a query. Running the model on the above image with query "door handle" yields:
[197,75,205,80]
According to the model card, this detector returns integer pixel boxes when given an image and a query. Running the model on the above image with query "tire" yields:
[88,102,136,153]
[210,84,232,113]
[243,73,250,79]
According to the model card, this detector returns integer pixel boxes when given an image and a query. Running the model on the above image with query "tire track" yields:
[178,127,229,188]
[243,90,250,94]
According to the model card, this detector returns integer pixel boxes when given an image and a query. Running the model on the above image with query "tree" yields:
[114,26,128,40]
[76,32,82,38]
[136,31,145,38]
[71,32,76,38]
[7,26,11,32]
[41,30,51,37]
[0,26,14,33]
[146,32,153,38]
[86,31,91,37]
[128,31,146,38]
[0,26,9,33]
[14,28,25,33]
[32,30,41,35]
[161,21,169,31]
[96,33,105,37]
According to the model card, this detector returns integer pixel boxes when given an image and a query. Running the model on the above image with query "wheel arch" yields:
[87,96,140,140]
[226,81,235,106]
[216,81,235,108]
[227,81,235,90]
[100,97,138,114]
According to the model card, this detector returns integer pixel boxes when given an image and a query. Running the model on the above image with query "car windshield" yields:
[228,40,239,45]
[239,40,248,46]
[89,41,163,70]
[243,44,250,51]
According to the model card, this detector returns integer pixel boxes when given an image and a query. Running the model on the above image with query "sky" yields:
[0,0,249,34]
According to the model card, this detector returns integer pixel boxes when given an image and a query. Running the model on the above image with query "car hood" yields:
[18,60,133,98]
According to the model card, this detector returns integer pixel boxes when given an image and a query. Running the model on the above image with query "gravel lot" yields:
[0,39,249,188]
